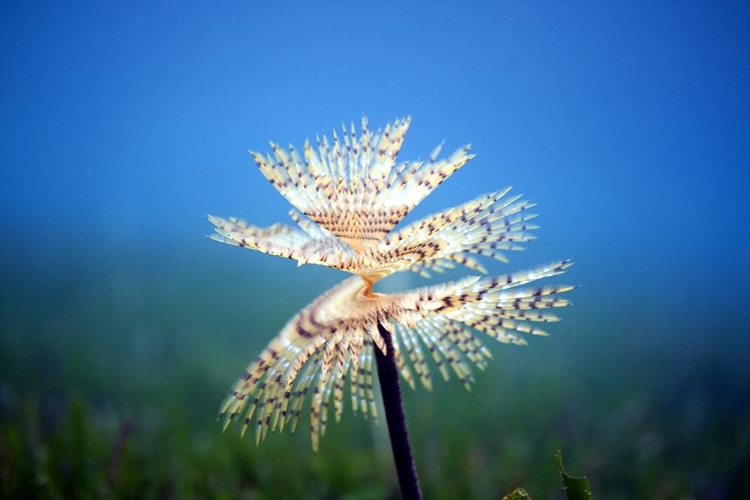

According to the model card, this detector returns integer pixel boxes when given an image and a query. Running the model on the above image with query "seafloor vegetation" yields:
[1,247,748,499]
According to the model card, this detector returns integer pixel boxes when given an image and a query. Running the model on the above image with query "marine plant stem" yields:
[375,321,423,500]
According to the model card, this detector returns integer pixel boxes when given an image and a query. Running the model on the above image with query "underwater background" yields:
[1,2,749,499]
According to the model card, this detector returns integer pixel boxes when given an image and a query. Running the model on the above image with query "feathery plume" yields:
[209,117,574,460]
[219,260,574,451]
[208,117,537,288]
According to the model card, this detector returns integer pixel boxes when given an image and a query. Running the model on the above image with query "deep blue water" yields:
[1,2,749,497]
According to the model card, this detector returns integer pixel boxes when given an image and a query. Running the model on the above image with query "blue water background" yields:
[1,2,749,496]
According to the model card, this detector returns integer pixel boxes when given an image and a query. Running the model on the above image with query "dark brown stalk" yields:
[375,322,423,500]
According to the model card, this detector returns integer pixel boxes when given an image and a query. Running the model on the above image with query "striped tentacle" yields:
[367,188,537,281]
[207,214,356,269]
[387,261,574,389]
[220,262,574,450]
[250,117,473,251]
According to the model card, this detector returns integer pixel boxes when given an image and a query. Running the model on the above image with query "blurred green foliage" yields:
[503,488,532,500]
[1,248,749,498]
[556,451,592,500]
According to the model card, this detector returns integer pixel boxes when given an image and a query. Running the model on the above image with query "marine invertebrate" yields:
[208,117,538,293]
[219,261,573,452]
[209,117,574,498]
